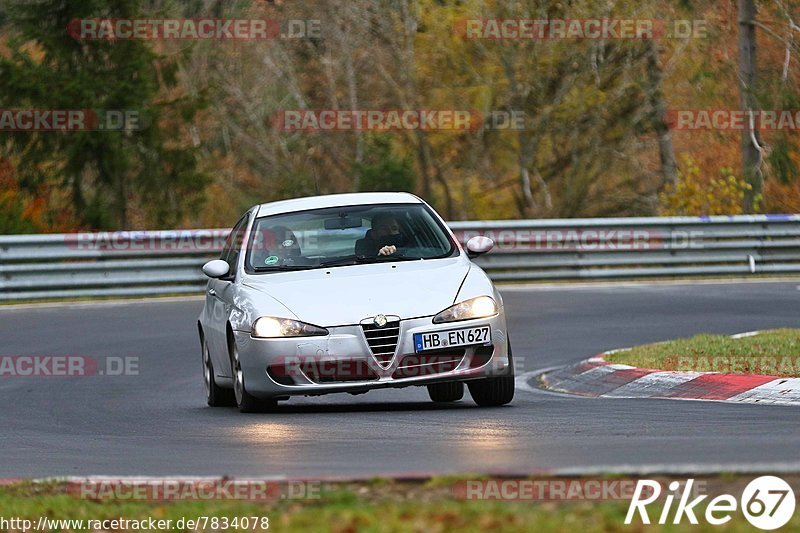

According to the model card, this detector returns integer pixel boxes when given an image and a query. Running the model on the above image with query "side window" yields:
[220,214,249,276]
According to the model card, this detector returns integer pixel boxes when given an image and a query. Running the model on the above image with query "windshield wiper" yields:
[354,254,424,263]
[252,264,315,272]
[318,255,371,267]
[317,254,425,268]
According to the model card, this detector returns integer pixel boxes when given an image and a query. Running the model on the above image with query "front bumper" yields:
[233,314,510,399]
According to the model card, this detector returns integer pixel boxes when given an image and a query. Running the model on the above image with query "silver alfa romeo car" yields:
[198,192,514,412]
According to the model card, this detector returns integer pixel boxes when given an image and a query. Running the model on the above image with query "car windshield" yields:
[245,203,456,272]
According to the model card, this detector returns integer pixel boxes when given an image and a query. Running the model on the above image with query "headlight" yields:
[252,317,328,338]
[433,296,498,324]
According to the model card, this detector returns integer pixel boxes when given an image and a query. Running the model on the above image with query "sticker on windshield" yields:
[265,255,279,265]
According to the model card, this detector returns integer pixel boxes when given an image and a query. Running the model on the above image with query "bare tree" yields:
[645,38,678,190]
[738,0,763,212]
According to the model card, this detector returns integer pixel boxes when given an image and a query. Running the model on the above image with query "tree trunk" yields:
[738,0,763,212]
[517,129,536,218]
[645,39,678,189]
[116,170,128,229]
[415,130,454,219]
[343,44,364,184]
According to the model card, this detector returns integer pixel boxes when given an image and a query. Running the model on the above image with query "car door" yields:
[205,212,249,378]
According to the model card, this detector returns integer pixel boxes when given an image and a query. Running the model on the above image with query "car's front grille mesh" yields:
[361,320,400,367]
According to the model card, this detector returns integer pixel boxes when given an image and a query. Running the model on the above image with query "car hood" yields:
[241,258,470,327]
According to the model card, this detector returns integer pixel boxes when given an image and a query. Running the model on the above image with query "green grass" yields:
[1,478,798,532]
[605,328,800,376]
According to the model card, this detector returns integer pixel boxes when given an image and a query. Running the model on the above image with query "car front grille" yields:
[361,320,400,367]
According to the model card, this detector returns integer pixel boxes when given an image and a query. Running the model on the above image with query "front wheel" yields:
[467,340,515,407]
[468,375,515,407]
[231,339,276,413]
[203,338,235,407]
[427,381,464,402]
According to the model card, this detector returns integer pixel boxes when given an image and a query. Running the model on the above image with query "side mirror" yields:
[202,259,230,278]
[466,236,494,258]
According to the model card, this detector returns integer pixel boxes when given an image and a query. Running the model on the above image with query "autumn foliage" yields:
[0,0,798,233]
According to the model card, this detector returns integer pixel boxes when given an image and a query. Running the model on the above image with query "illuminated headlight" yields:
[433,296,498,324]
[252,317,328,338]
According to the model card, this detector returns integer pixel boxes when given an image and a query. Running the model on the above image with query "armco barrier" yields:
[1,215,799,300]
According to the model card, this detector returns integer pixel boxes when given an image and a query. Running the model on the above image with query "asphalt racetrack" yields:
[1,280,798,478]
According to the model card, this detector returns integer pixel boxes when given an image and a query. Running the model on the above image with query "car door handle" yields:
[208,288,216,296]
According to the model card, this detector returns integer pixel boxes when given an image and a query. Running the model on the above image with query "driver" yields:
[355,213,406,257]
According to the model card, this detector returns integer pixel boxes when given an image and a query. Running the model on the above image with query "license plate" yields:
[414,326,492,353]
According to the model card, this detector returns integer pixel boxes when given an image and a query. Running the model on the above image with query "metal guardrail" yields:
[1,215,799,301]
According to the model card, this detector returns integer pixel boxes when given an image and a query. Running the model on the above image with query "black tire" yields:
[202,337,235,407]
[467,340,515,407]
[230,336,277,413]
[468,375,515,406]
[427,381,464,402]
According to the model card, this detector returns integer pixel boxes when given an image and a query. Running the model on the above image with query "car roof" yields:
[254,192,423,217]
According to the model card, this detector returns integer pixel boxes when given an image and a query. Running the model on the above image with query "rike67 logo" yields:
[625,476,796,530]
